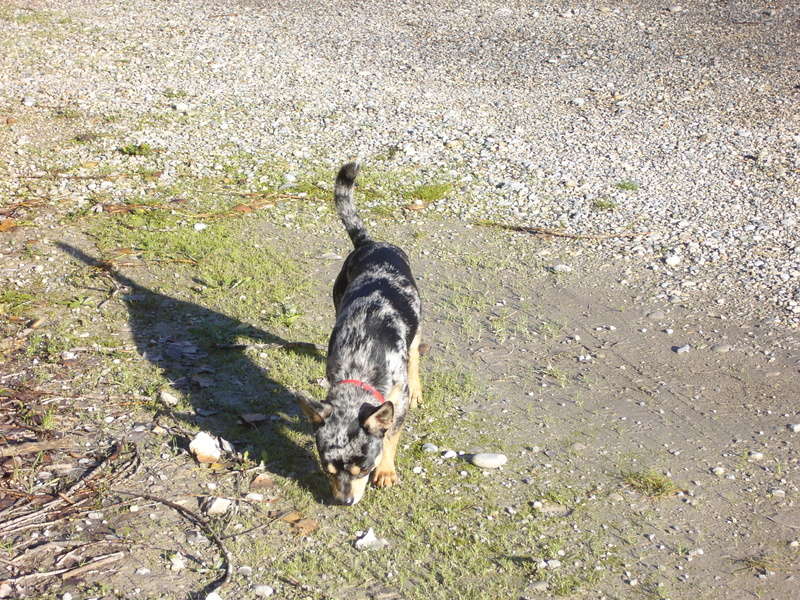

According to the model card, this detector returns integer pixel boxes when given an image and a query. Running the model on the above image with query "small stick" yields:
[60,551,125,580]
[111,489,232,595]
[218,511,287,541]
[474,220,651,240]
[0,439,75,458]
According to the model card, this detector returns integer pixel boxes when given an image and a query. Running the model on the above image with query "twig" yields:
[60,551,125,580]
[0,438,76,458]
[213,341,325,353]
[111,489,232,596]
[474,220,651,240]
[218,511,287,540]
[0,551,124,586]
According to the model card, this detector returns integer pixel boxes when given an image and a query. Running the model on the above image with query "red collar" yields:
[335,379,385,404]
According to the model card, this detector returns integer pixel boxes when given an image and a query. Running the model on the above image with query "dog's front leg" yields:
[373,428,401,487]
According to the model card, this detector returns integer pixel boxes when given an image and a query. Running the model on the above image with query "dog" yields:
[297,162,422,505]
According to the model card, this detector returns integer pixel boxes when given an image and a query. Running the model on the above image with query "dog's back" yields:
[328,163,420,410]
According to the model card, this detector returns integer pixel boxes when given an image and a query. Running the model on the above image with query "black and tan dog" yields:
[297,162,422,505]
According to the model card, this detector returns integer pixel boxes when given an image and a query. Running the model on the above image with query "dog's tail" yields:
[334,162,371,248]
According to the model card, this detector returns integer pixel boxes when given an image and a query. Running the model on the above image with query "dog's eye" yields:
[326,463,338,475]
[348,464,362,476]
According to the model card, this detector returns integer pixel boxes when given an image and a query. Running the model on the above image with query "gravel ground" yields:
[1,0,799,325]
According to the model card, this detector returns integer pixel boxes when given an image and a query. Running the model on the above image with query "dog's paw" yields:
[372,468,399,488]
[409,391,422,410]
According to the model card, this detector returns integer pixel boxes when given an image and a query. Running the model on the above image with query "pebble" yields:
[172,102,190,113]
[421,443,438,452]
[135,567,151,576]
[788,424,800,433]
[647,310,666,320]
[527,581,549,592]
[749,451,764,461]
[469,453,508,469]
[160,390,179,406]
[712,466,726,476]
[551,264,573,274]
[412,466,424,474]
[664,254,681,267]
[170,553,186,571]
[711,344,731,353]
[205,497,232,515]
[442,450,457,459]
[253,585,275,598]
[189,431,222,463]
[238,566,253,577]
[22,96,36,106]
[770,489,786,498]
[546,559,562,569]
[674,344,691,354]
[354,528,389,551]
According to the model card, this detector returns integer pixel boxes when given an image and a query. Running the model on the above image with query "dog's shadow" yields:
[57,243,329,503]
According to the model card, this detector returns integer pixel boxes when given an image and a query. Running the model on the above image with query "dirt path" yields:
[1,201,798,599]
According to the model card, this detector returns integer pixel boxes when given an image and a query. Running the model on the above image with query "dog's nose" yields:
[343,497,356,506]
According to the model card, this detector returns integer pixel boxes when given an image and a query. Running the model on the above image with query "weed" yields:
[74,132,103,143]
[0,290,36,315]
[54,108,81,119]
[119,143,155,157]
[623,470,678,498]
[543,365,568,388]
[734,552,784,576]
[592,197,618,211]
[163,88,188,99]
[616,180,639,191]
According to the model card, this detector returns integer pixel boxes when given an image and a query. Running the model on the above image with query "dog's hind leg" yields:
[373,429,401,488]
[408,331,422,410]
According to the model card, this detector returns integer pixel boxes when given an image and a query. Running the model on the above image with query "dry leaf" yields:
[280,510,303,524]
[232,204,253,213]
[0,219,18,232]
[292,518,319,536]
[250,473,275,490]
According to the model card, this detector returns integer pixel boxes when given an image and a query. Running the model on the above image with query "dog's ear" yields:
[297,393,332,426]
[362,402,394,436]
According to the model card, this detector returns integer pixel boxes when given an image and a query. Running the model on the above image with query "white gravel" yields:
[1,1,799,325]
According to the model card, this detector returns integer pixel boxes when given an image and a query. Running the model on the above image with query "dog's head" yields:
[297,385,400,505]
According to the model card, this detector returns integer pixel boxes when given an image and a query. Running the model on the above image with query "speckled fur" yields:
[297,162,421,505]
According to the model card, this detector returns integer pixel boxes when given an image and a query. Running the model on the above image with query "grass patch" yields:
[404,182,453,203]
[0,290,36,316]
[623,470,678,498]
[615,180,639,191]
